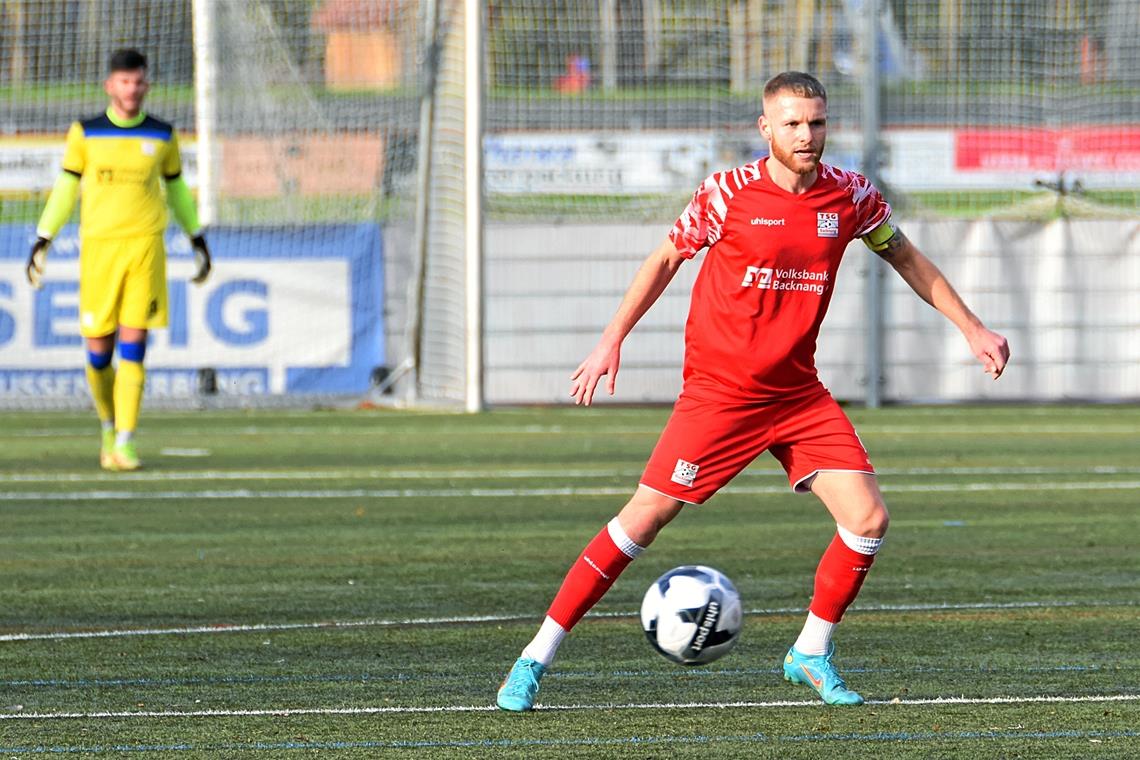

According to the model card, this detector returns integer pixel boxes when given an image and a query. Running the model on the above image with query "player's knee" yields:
[87,349,113,370]
[851,506,889,538]
[119,339,146,364]
[618,489,684,546]
[871,510,890,538]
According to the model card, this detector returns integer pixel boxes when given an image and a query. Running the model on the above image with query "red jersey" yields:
[668,159,892,401]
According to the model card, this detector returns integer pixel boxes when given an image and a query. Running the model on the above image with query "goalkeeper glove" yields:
[190,234,212,284]
[26,236,50,290]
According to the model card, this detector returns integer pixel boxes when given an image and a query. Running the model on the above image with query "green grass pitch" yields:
[0,404,1137,756]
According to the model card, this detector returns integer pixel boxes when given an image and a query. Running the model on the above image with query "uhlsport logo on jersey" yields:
[671,459,700,487]
[750,217,785,227]
[817,212,839,238]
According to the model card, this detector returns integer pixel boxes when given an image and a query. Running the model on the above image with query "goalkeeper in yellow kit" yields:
[26,49,211,471]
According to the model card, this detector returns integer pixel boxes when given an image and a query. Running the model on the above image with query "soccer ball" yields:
[640,565,743,666]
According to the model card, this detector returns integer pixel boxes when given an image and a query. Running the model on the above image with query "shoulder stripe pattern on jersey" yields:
[671,159,764,257]
[818,164,891,237]
[80,114,174,142]
[84,128,173,140]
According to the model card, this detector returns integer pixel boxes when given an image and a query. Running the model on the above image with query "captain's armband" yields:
[862,219,905,256]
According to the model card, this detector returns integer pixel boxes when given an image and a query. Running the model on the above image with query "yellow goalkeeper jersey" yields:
[62,109,183,239]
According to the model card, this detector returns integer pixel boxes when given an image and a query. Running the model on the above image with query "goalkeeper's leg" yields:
[111,326,148,471]
[79,239,123,469]
[109,236,166,472]
[84,336,116,469]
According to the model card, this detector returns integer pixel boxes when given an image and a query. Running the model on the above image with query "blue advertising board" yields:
[0,223,384,397]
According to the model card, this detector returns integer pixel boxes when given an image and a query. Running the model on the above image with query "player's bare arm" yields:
[873,225,911,259]
[570,237,685,406]
[872,225,1010,380]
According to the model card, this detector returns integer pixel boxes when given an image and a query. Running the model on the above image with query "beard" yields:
[769,138,824,176]
[112,94,144,114]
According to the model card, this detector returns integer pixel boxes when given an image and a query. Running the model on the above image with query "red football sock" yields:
[547,522,641,630]
[808,534,877,623]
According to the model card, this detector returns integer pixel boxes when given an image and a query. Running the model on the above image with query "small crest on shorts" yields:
[671,458,700,487]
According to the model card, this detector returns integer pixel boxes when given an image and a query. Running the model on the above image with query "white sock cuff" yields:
[793,612,838,656]
[522,616,567,667]
[837,524,883,555]
[607,517,645,558]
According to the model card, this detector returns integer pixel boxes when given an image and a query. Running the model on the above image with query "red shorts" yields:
[640,389,874,504]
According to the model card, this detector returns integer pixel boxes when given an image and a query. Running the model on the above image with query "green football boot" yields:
[100,428,116,470]
[109,440,142,472]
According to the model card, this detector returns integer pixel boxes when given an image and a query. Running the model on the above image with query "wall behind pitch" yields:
[484,219,1140,404]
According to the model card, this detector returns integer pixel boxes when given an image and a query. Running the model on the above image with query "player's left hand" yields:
[968,326,1010,380]
[190,234,212,284]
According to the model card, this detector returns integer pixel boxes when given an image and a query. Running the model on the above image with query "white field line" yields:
[0,425,571,439]
[0,599,1129,643]
[1,694,1136,721]
[3,464,1140,484]
[2,480,1139,502]
[37,406,1130,418]
[6,406,1126,420]
[1,424,1138,440]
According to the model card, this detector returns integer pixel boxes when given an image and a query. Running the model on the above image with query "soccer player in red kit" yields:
[497,71,1010,711]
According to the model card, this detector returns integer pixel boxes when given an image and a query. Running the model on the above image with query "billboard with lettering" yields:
[0,224,384,399]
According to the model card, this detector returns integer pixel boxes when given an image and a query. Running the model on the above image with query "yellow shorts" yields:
[79,234,168,337]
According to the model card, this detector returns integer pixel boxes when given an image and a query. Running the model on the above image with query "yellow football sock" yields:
[113,360,146,433]
[85,364,116,424]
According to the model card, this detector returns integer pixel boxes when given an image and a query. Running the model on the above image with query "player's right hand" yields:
[570,336,622,406]
[26,236,50,290]
[190,234,212,284]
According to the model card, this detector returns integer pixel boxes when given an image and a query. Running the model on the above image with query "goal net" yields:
[0,0,457,408]
[485,0,1140,221]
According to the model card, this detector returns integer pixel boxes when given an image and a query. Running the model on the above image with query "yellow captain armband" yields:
[862,219,899,253]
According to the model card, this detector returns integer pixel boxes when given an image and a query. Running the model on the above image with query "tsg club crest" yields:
[817,212,839,238]
[671,458,700,487]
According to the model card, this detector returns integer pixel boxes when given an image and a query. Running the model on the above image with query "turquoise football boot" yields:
[496,656,546,712]
[783,643,864,705]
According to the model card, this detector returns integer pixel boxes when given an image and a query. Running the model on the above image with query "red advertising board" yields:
[956,127,1140,172]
